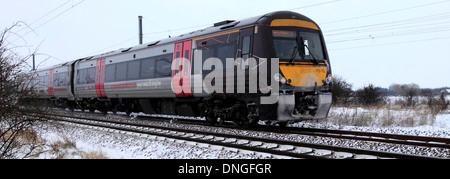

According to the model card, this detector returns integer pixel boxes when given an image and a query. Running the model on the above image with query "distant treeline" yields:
[332,76,449,110]
[378,87,450,96]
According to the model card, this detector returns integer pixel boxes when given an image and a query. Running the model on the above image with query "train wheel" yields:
[236,106,257,127]
[244,118,258,127]
[277,122,288,127]
[206,114,216,125]
[126,109,132,117]
[112,108,117,115]
[199,103,216,125]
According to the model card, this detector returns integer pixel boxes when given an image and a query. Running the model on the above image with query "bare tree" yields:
[390,83,421,107]
[0,24,48,159]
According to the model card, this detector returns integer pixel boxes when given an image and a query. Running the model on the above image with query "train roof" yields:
[83,11,317,59]
[39,11,317,71]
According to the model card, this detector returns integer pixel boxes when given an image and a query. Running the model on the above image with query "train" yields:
[29,11,333,126]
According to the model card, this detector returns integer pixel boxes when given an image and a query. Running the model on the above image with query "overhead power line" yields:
[329,35,450,51]
[31,0,86,33]
[28,0,73,29]
[15,0,72,35]
[325,12,450,35]
[322,10,450,45]
[327,25,450,44]
[288,0,343,10]
[17,0,86,40]
[322,0,450,25]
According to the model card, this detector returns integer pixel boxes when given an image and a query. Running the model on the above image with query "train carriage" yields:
[31,64,73,100]
[31,11,333,126]
[32,69,52,99]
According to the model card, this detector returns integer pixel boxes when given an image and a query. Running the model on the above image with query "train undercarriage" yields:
[45,89,331,127]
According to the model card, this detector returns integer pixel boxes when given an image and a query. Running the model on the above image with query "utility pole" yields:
[139,16,143,45]
[32,54,36,71]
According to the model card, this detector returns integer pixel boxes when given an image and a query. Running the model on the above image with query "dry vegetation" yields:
[327,76,449,128]
[321,104,438,128]
[46,136,108,159]
[1,23,50,159]
[1,23,108,159]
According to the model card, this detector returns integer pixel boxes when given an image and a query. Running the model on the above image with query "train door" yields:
[69,61,76,100]
[237,27,254,93]
[173,40,193,97]
[238,27,254,64]
[95,58,106,98]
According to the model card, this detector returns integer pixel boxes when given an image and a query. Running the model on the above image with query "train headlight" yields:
[280,77,287,84]
[326,75,332,84]
[274,73,281,82]
[274,73,287,84]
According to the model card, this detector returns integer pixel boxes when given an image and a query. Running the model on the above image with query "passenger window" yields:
[116,62,127,81]
[241,36,251,69]
[127,60,141,80]
[156,57,172,77]
[217,44,237,60]
[53,73,60,87]
[54,73,67,87]
[105,64,116,82]
[77,69,86,84]
[242,36,251,54]
[141,57,155,79]
[43,75,49,87]
[86,67,96,84]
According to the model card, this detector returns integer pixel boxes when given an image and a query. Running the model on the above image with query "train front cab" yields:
[257,12,333,124]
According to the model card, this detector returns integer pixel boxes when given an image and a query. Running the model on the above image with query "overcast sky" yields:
[1,0,450,89]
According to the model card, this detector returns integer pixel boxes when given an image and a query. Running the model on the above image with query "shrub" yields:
[331,76,353,105]
[355,84,384,106]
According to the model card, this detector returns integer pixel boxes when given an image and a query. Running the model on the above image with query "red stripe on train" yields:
[48,69,55,98]
[53,88,67,92]
[95,58,107,98]
[111,83,137,89]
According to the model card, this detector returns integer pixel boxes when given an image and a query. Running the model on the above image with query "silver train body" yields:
[30,11,332,126]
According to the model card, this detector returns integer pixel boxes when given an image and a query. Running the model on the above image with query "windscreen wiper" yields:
[296,35,319,65]
[288,46,298,65]
[304,45,319,65]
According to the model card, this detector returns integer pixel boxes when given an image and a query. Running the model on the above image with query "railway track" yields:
[266,126,450,149]
[123,112,450,150]
[43,112,443,159]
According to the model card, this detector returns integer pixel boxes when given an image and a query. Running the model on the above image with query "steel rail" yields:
[45,113,440,159]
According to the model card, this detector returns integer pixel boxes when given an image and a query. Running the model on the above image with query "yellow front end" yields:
[279,62,328,87]
[277,62,332,122]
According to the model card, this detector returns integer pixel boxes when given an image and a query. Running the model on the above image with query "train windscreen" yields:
[272,29,324,62]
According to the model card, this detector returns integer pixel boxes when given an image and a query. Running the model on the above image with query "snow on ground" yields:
[34,105,450,159]
[295,107,450,138]
[435,113,450,129]
[35,122,261,159]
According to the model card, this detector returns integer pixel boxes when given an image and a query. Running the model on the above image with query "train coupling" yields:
[277,91,332,121]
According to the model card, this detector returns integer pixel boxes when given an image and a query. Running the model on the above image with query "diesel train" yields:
[30,11,333,126]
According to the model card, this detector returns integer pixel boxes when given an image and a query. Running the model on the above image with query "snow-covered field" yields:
[296,107,450,138]
[35,122,260,159]
[33,105,450,159]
